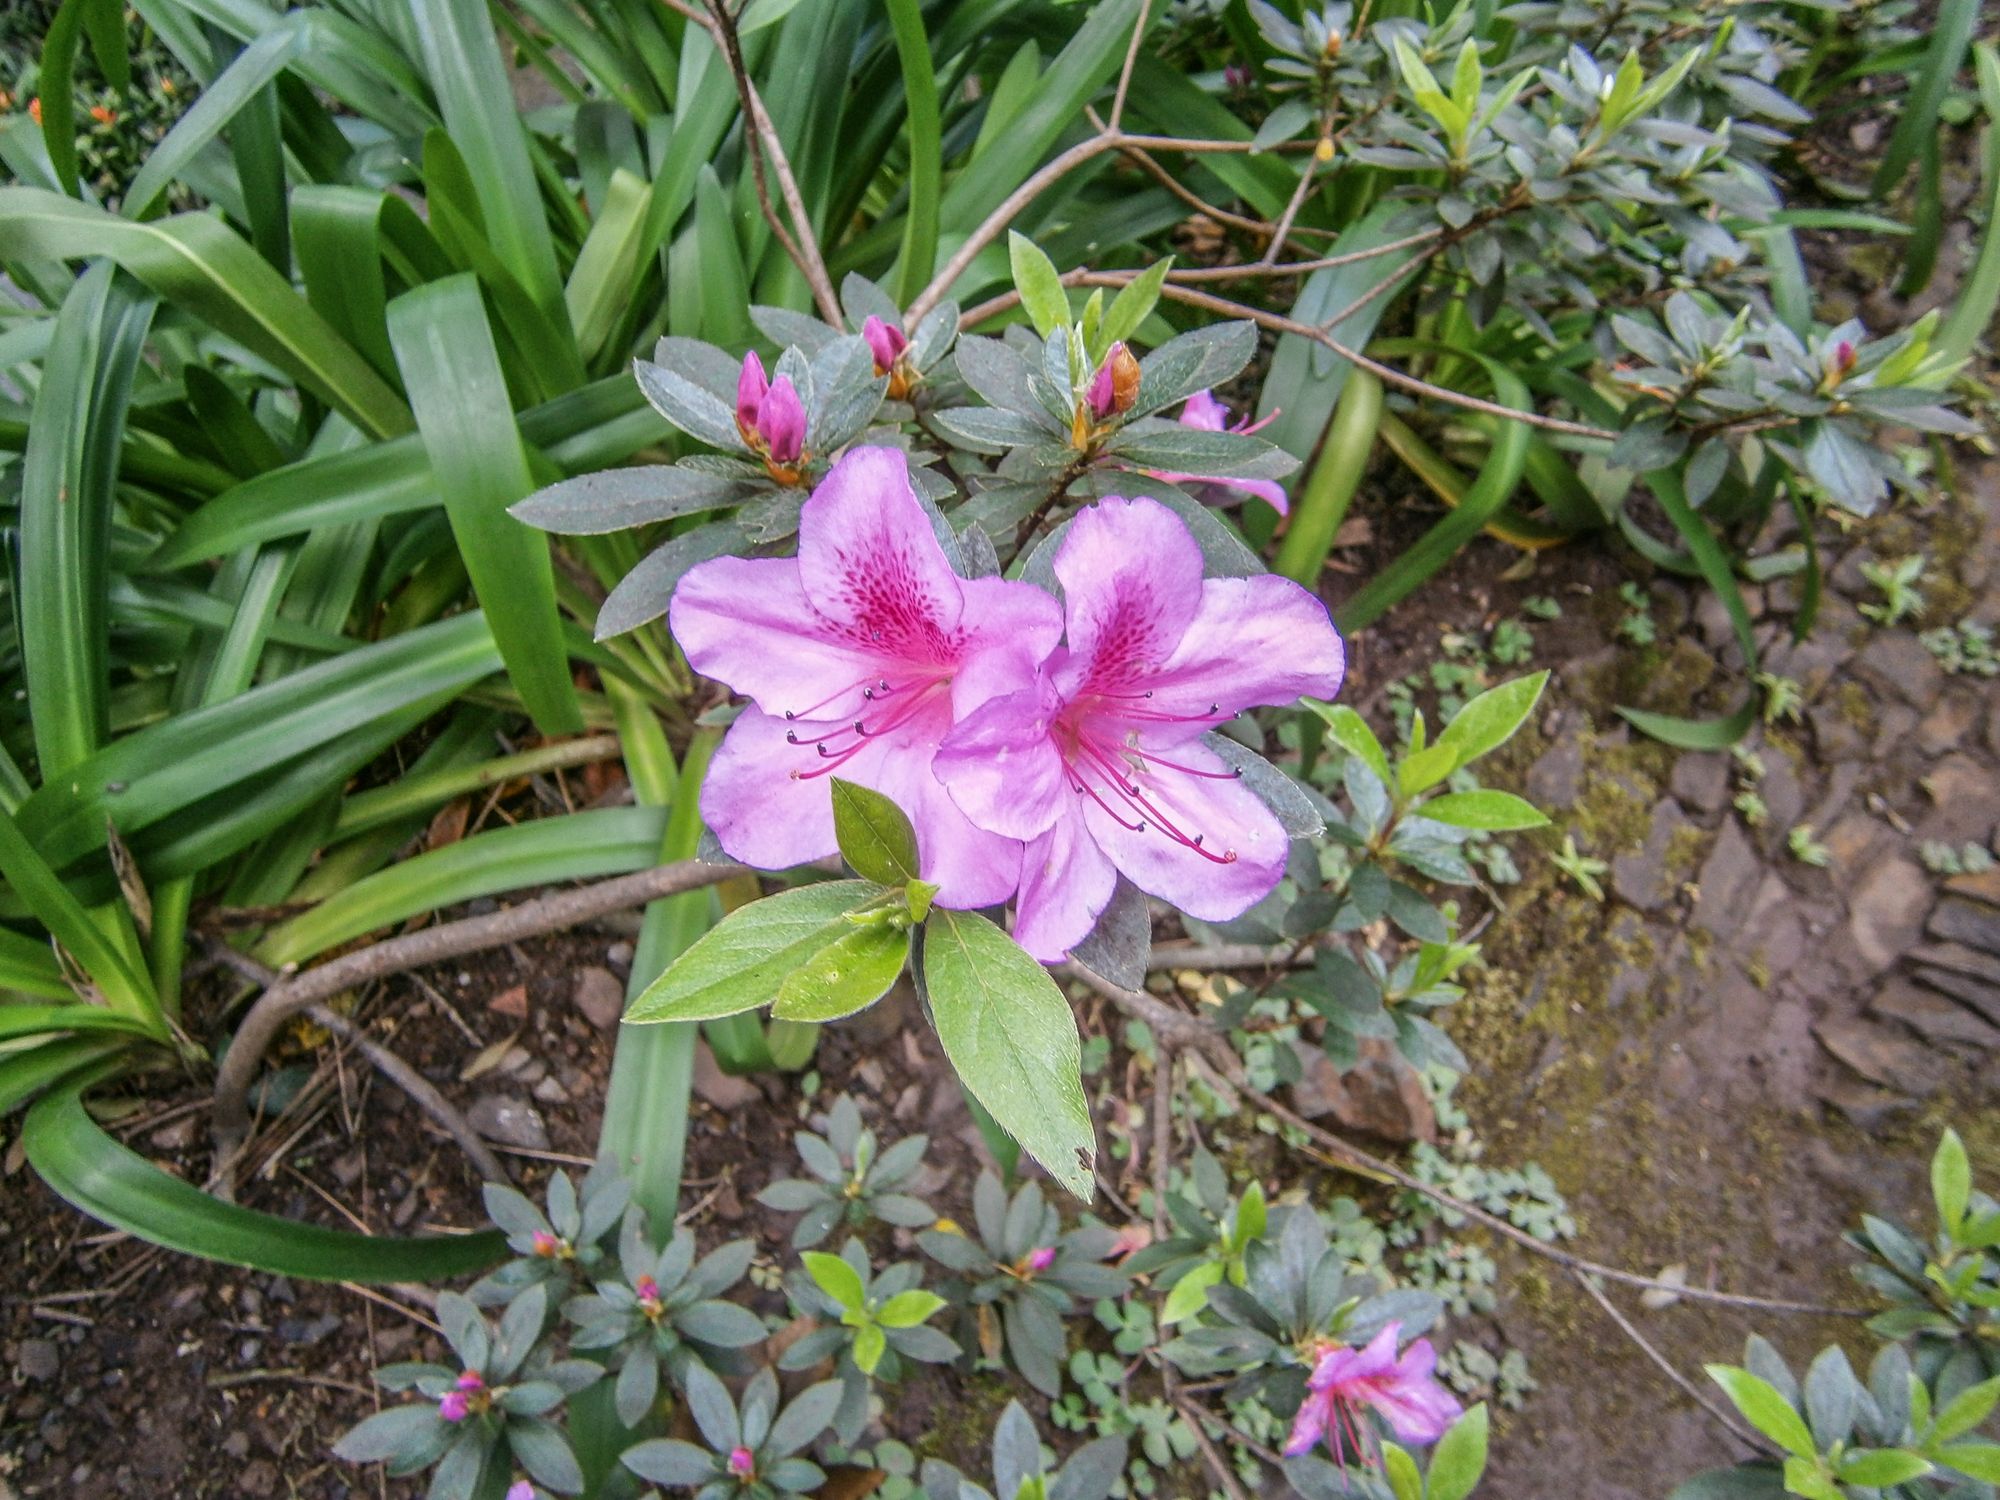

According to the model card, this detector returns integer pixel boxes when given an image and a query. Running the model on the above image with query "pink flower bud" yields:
[727,1446,757,1479]
[531,1230,560,1257]
[634,1274,660,1301]
[1834,339,1856,372]
[507,1484,536,1500]
[456,1372,486,1391]
[736,352,770,445]
[863,315,908,376]
[1224,64,1250,90]
[1025,1245,1058,1274]
[439,1390,471,1422]
[1085,343,1140,422]
[759,375,807,464]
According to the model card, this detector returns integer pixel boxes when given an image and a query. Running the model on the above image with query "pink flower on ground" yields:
[670,447,1063,907]
[935,496,1344,960]
[1146,390,1291,516]
[439,1371,484,1422]
[727,1446,757,1479]
[734,352,808,477]
[1284,1324,1462,1462]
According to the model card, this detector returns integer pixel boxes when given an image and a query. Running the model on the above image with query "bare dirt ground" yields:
[2,450,1996,1499]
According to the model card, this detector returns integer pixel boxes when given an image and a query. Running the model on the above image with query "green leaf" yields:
[0,810,157,1023]
[1307,703,1391,787]
[387,275,583,737]
[770,925,911,1023]
[852,1322,888,1375]
[1706,1366,1816,1459]
[1933,1127,1971,1233]
[1872,0,1978,196]
[830,779,922,885]
[625,882,885,1024]
[0,188,411,440]
[1428,1403,1489,1500]
[1397,743,1458,801]
[802,1250,868,1310]
[1835,1450,1932,1487]
[1009,232,1071,338]
[24,1076,505,1279]
[1161,1261,1223,1324]
[1417,791,1549,832]
[883,0,941,303]
[1934,1375,2000,1441]
[20,262,155,782]
[1618,700,1758,750]
[1097,260,1172,357]
[875,1290,946,1329]
[1938,1441,2000,1481]
[1382,1444,1422,1500]
[922,910,1094,1199]
[1435,672,1549,768]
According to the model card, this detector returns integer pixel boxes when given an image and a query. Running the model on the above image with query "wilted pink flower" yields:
[734,352,808,478]
[439,1371,484,1422]
[1284,1324,1462,1462]
[936,497,1344,959]
[1083,343,1141,425]
[1024,1246,1058,1274]
[1146,389,1291,516]
[726,1446,757,1479]
[670,447,1062,907]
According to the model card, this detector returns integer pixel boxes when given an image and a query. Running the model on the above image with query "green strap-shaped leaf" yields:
[0,808,158,1024]
[387,275,583,736]
[20,262,157,781]
[13,611,502,871]
[0,188,411,439]
[256,806,671,969]
[922,909,1094,1200]
[24,1077,507,1280]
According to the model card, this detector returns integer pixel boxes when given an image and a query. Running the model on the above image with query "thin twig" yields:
[211,860,749,1161]
[307,1006,512,1188]
[661,0,844,325]
[1060,965,1863,1318]
[1174,1395,1257,1500]
[1261,144,1324,268]
[1146,942,1315,973]
[1108,0,1154,133]
[1571,1270,1768,1454]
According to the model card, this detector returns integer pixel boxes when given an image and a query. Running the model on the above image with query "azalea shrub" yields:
[520,259,1552,1192]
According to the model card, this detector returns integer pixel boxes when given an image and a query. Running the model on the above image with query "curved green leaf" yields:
[24,1078,507,1280]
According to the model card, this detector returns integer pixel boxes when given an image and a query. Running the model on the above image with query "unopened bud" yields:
[1315,135,1335,162]
[727,1446,757,1479]
[1025,1246,1058,1274]
[1085,343,1142,422]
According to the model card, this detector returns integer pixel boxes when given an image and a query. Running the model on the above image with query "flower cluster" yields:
[669,446,1345,960]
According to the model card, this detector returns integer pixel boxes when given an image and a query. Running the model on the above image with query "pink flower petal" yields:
[1283,1388,1332,1458]
[1146,574,1344,730]
[736,352,768,435]
[760,375,806,462]
[1011,807,1119,961]
[1177,390,1229,431]
[699,705,846,871]
[935,683,1070,843]
[1077,736,1290,921]
[795,447,966,650]
[670,556,881,718]
[1051,496,1204,684]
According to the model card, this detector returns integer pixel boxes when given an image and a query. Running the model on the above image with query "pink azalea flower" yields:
[439,1372,484,1422]
[1284,1323,1462,1462]
[1147,390,1291,516]
[670,446,1063,907]
[935,496,1344,959]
